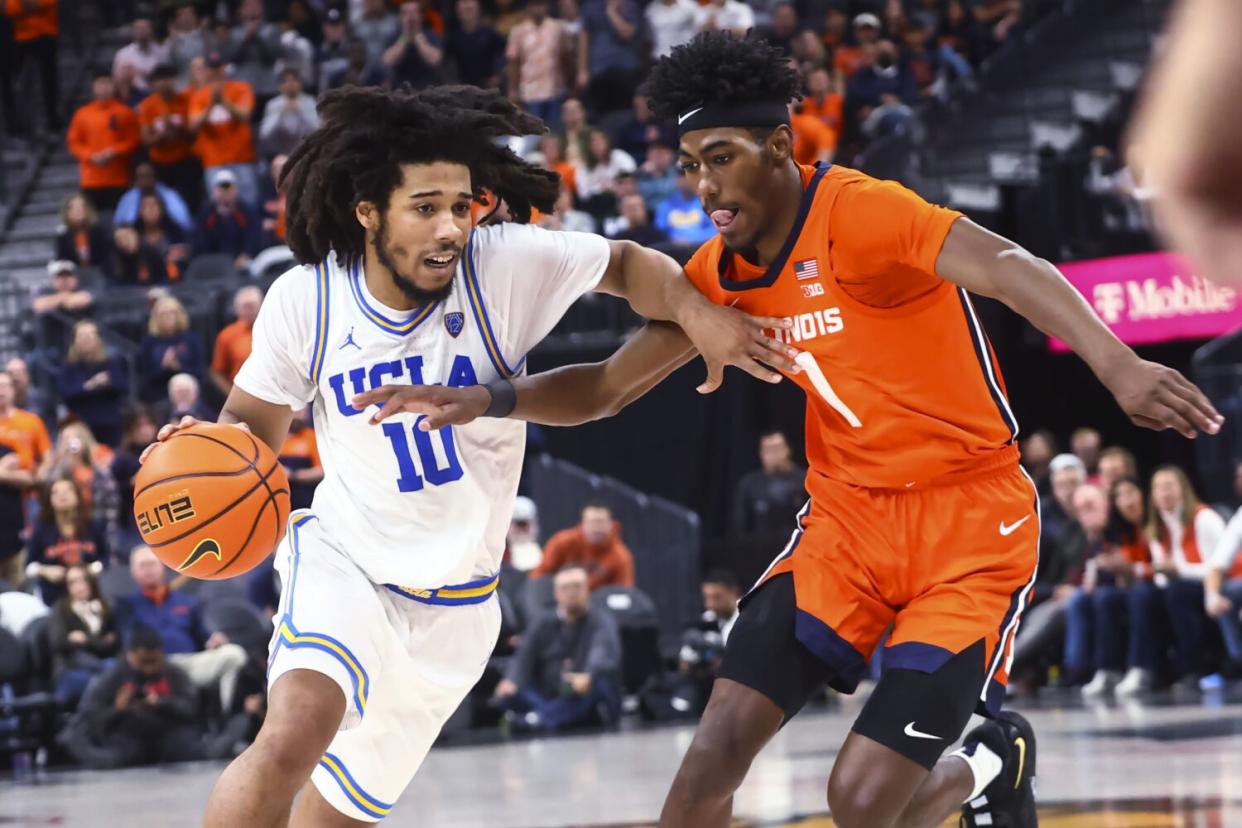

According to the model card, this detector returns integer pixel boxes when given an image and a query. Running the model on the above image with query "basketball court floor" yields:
[5,692,1242,827]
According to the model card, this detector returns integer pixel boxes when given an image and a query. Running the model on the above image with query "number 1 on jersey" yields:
[381,421,464,492]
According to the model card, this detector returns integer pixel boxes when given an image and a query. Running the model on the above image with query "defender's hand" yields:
[1100,355,1222,439]
[353,385,492,430]
[139,416,251,463]
[679,303,798,394]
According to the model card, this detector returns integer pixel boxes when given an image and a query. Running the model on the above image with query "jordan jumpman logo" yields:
[339,326,361,350]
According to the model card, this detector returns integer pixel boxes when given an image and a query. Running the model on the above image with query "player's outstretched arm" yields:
[355,321,700,429]
[139,387,296,464]
[936,218,1223,439]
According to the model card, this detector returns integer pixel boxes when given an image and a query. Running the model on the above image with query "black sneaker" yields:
[959,711,1037,827]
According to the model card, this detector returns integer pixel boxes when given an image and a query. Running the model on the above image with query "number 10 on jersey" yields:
[381,421,464,492]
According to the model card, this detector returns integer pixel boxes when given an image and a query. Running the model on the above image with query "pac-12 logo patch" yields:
[444,312,465,338]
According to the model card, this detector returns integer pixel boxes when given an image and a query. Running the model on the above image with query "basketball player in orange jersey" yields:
[355,34,1223,828]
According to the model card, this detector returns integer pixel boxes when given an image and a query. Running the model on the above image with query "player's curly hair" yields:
[281,85,560,266]
[643,32,803,123]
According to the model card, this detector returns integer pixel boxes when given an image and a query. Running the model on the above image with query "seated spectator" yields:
[382,1,444,90]
[1133,466,1225,689]
[118,546,249,713]
[48,564,120,705]
[67,70,141,214]
[0,369,52,478]
[188,52,259,206]
[791,102,837,165]
[259,68,320,158]
[57,321,129,447]
[558,97,591,166]
[938,0,982,65]
[799,67,844,148]
[355,0,401,65]
[1205,503,1242,683]
[757,2,798,55]
[1042,453,1086,549]
[1097,445,1138,492]
[646,0,699,60]
[0,438,33,588]
[506,496,543,571]
[532,502,634,589]
[694,0,754,38]
[32,260,95,352]
[317,7,351,90]
[114,161,194,233]
[611,193,667,245]
[210,285,263,397]
[1072,426,1102,480]
[167,3,207,79]
[445,0,505,89]
[112,225,176,285]
[55,193,115,278]
[39,420,120,533]
[279,407,323,511]
[4,357,52,429]
[261,154,289,246]
[227,0,283,102]
[834,12,881,83]
[328,37,388,89]
[111,407,158,554]
[164,373,215,425]
[1104,476,1159,696]
[536,134,577,197]
[537,186,596,233]
[135,193,191,279]
[25,477,108,607]
[505,0,569,127]
[275,13,317,88]
[194,169,262,268]
[1020,428,1056,499]
[731,430,806,535]
[138,296,205,403]
[614,94,673,165]
[655,171,715,245]
[846,40,919,119]
[112,13,168,96]
[493,566,621,731]
[636,141,678,207]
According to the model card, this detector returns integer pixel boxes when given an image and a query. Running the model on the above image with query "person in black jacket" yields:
[56,320,129,447]
[54,193,114,279]
[48,564,119,705]
[136,295,206,403]
[24,477,109,607]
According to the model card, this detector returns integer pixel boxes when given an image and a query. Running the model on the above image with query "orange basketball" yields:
[133,423,291,580]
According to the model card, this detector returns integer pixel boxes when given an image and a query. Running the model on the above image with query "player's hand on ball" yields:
[679,302,799,394]
[139,416,250,464]
[353,385,491,430]
[1101,355,1223,439]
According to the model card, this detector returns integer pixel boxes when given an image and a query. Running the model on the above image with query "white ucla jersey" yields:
[235,223,610,588]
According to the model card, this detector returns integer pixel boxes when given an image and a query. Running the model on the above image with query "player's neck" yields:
[363,244,421,312]
[749,163,805,267]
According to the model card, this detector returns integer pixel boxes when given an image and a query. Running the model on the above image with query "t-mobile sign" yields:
[1047,252,1242,352]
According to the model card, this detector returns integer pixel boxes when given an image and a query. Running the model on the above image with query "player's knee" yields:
[826,763,891,828]
[681,686,775,788]
[256,671,348,778]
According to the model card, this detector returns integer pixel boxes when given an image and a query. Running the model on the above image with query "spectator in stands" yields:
[40,420,120,533]
[381,1,443,89]
[1019,428,1056,499]
[791,101,837,165]
[846,40,919,126]
[0,369,52,479]
[355,0,399,65]
[538,186,595,233]
[113,13,168,96]
[506,495,542,571]
[646,0,697,59]
[276,14,317,88]
[3,357,52,431]
[972,0,1023,47]
[48,564,119,705]
[578,0,644,113]
[757,2,798,56]
[226,0,282,102]
[1205,504,1242,680]
[210,285,262,397]
[25,477,108,606]
[259,68,319,158]
[57,320,128,447]
[137,296,204,403]
[279,407,323,511]
[136,192,191,280]
[694,0,754,38]
[0,438,33,588]
[506,0,568,127]
[115,160,194,233]
[1135,465,1224,688]
[537,134,577,198]
[832,12,881,83]
[317,7,350,90]
[32,259,95,351]
[4,0,61,132]
[532,502,634,589]
[611,193,667,245]
[799,67,844,149]
[1104,476,1160,696]
[1043,452,1086,547]
[194,168,262,268]
[328,36,386,89]
[188,52,258,207]
[494,565,622,731]
[119,546,249,713]
[55,193,113,278]
[731,430,806,535]
[286,1,323,49]
[655,171,715,245]
[613,95,668,165]
[111,406,156,555]
[559,96,591,165]
[1097,445,1138,492]
[137,66,203,213]
[67,70,141,214]
[576,129,636,218]
[164,373,214,427]
[1072,426,1102,480]
[111,224,174,286]
[636,140,678,207]
[167,2,207,79]
[444,0,504,89]
[112,54,146,109]
[260,153,289,246]
[673,569,741,712]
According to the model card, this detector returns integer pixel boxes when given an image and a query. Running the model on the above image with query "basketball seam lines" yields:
[143,462,283,549]
[211,485,290,577]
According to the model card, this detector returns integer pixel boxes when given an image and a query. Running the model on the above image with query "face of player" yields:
[1113,480,1144,526]
[50,479,80,513]
[679,126,793,252]
[358,162,473,308]
[1151,470,1184,514]
[702,582,738,618]
[581,506,612,545]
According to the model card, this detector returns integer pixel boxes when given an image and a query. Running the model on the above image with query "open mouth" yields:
[423,251,458,271]
[710,208,739,230]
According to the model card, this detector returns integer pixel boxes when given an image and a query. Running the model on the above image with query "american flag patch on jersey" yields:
[794,259,819,280]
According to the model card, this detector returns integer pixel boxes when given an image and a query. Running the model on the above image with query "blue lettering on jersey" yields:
[447,355,478,388]
[327,355,473,416]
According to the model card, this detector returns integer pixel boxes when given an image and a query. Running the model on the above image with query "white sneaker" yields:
[1082,670,1122,698]
[1115,667,1153,697]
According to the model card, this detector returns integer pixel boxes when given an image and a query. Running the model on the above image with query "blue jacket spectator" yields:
[113,162,194,232]
[382,4,444,90]
[846,42,920,113]
[194,169,262,263]
[136,296,206,403]
[655,176,715,245]
[56,321,129,447]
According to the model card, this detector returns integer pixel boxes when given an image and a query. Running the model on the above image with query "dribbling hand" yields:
[139,416,251,464]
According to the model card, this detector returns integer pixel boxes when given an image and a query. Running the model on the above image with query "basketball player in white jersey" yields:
[142,86,797,827]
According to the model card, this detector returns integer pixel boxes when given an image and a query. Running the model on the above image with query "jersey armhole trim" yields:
[463,232,527,379]
[309,259,330,385]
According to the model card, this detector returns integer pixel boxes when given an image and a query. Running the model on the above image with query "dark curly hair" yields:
[642,32,803,123]
[281,85,560,266]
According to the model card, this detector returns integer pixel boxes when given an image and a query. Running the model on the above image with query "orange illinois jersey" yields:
[684,163,1020,492]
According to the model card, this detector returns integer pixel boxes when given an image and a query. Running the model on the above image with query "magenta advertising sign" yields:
[1048,252,1242,352]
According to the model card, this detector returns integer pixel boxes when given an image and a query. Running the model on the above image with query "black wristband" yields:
[483,378,516,418]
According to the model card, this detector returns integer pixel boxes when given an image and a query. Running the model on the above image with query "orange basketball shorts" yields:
[751,462,1040,716]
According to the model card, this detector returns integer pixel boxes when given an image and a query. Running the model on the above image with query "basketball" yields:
[133,423,291,580]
